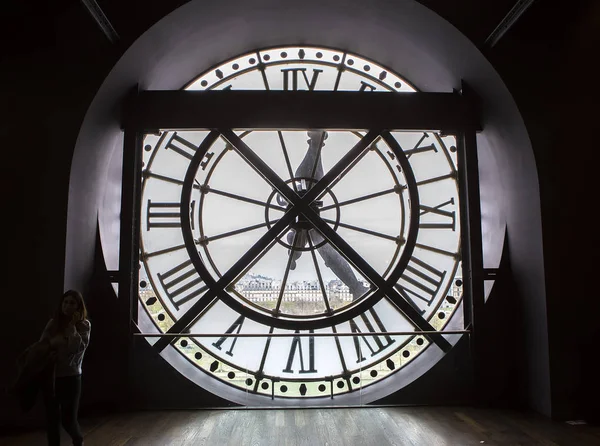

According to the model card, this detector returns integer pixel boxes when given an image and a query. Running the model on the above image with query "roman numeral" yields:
[212,315,245,356]
[147,200,179,230]
[200,152,215,170]
[416,173,455,187]
[404,133,437,158]
[359,81,376,92]
[350,308,395,363]
[281,68,323,91]
[165,133,199,160]
[143,171,185,186]
[395,257,446,313]
[157,259,207,310]
[414,243,458,259]
[146,200,195,230]
[419,198,456,230]
[282,330,317,373]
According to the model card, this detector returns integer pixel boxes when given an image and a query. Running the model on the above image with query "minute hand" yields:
[295,130,327,184]
[301,207,452,353]
[302,130,380,203]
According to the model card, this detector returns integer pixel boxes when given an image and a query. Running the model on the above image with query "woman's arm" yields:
[40,319,54,341]
[66,319,91,354]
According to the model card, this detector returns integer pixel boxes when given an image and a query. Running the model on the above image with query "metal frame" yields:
[118,92,144,403]
[168,129,452,344]
[455,82,485,399]
[120,87,484,401]
[123,90,481,133]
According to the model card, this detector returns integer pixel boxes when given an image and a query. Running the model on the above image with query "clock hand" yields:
[294,130,370,300]
[295,130,327,184]
[285,130,328,268]
[310,230,370,300]
[284,130,370,302]
[286,230,306,270]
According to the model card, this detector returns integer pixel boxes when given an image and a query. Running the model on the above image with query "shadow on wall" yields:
[476,235,526,409]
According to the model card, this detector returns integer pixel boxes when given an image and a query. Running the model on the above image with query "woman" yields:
[40,290,91,446]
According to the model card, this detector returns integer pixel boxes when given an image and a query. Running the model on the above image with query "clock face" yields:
[137,46,464,404]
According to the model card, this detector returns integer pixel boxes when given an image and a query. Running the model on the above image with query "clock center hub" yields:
[291,189,323,230]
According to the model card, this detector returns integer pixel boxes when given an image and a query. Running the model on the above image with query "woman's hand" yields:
[66,322,77,337]
[66,311,81,334]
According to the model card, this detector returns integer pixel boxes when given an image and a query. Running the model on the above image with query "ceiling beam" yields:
[80,0,119,43]
[484,0,537,48]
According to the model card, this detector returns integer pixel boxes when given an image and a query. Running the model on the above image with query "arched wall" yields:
[66,0,550,415]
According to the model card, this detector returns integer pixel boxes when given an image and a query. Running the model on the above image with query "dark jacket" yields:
[11,339,55,412]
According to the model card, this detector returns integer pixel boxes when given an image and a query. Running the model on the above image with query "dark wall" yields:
[1,0,597,428]
[0,1,121,428]
[486,0,600,421]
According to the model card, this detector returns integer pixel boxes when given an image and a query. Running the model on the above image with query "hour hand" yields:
[286,229,308,269]
[294,130,328,183]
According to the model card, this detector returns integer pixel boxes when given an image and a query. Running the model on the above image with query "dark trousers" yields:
[43,375,84,446]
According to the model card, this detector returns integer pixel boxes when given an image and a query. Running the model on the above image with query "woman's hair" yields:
[53,289,88,333]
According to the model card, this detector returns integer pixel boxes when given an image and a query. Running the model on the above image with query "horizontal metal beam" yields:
[123,90,482,132]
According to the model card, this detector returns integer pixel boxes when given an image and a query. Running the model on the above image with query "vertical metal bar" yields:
[464,133,485,336]
[456,89,485,402]
[128,130,143,326]
[458,132,485,324]
[118,88,144,406]
[457,135,474,330]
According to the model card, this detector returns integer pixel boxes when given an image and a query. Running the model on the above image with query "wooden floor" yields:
[2,406,599,446]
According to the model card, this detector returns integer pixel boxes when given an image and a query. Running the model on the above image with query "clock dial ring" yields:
[184,46,419,93]
[137,45,465,403]
[195,132,411,314]
[177,128,422,330]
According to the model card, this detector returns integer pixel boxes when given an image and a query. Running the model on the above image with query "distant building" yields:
[233,272,356,303]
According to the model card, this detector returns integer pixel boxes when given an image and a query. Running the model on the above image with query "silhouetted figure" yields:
[40,290,91,446]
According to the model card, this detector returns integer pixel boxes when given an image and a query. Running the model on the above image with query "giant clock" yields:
[137,46,464,404]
